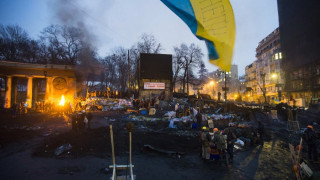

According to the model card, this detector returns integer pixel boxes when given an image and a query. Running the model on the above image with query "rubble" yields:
[144,144,185,156]
[84,98,133,111]
[55,143,72,156]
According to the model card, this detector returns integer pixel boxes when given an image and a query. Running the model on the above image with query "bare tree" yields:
[197,61,208,86]
[258,73,267,103]
[137,33,163,54]
[40,25,82,64]
[103,55,117,90]
[0,24,32,62]
[172,46,185,92]
[174,43,203,94]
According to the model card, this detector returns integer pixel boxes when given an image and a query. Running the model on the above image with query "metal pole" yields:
[224,71,227,112]
[128,50,130,95]
[129,131,133,180]
[224,71,227,102]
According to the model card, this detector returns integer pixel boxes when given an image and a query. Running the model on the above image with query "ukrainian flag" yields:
[161,0,236,71]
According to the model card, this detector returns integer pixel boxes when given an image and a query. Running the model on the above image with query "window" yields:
[279,52,282,59]
[275,54,278,60]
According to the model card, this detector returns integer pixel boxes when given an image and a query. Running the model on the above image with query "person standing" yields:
[303,125,318,162]
[196,111,202,130]
[201,126,211,160]
[213,128,225,160]
[86,111,93,130]
[11,103,17,119]
[257,121,264,145]
[225,126,237,163]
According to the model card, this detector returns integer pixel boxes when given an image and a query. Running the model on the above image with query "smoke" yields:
[49,0,114,94]
[49,0,114,49]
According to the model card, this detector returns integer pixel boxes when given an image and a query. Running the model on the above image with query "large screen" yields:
[140,53,172,80]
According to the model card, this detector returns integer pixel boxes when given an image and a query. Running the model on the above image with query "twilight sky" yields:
[0,0,279,76]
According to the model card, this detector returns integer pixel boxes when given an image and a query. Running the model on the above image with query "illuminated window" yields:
[275,53,278,60]
[279,52,282,59]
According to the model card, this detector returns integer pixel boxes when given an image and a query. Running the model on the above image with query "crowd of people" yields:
[199,120,265,163]
[10,102,28,118]
[132,96,160,109]
[70,110,93,132]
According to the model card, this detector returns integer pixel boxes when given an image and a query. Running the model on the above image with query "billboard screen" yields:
[140,53,172,80]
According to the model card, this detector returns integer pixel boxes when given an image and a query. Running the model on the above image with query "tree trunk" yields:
[186,63,189,95]
[182,70,187,94]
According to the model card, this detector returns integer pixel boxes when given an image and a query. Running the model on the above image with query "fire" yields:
[59,95,65,106]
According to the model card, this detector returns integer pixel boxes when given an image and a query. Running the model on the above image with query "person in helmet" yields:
[213,128,226,160]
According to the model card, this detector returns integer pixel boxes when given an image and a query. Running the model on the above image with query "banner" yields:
[144,82,165,89]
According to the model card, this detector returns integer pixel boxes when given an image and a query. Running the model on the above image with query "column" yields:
[26,76,33,108]
[45,77,53,103]
[4,76,12,108]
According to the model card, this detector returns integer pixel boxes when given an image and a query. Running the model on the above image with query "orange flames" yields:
[59,95,65,106]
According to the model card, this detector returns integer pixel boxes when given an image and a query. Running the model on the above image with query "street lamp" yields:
[271,73,277,79]
[210,80,215,99]
[271,72,281,101]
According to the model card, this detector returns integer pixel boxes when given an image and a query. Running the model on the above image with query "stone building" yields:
[209,64,239,100]
[0,61,76,108]
[245,61,257,102]
[245,28,283,104]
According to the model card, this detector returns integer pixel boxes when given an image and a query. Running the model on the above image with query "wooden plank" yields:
[109,165,135,170]
[110,175,136,180]
[110,125,116,179]
[144,144,185,155]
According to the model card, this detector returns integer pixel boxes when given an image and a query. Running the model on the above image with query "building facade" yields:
[277,0,320,107]
[245,28,284,104]
[210,64,240,100]
[0,61,76,109]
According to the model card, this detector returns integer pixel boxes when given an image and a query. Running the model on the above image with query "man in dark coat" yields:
[303,125,318,162]
[257,121,264,145]
[225,126,237,163]
[86,111,93,129]
[196,111,202,130]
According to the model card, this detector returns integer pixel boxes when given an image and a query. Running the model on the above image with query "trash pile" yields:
[128,115,161,122]
[101,98,132,111]
[55,143,72,156]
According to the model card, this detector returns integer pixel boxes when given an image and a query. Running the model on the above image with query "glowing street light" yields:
[271,73,277,79]
[209,80,215,99]
[271,72,282,101]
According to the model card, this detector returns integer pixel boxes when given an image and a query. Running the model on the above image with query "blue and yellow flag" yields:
[161,0,236,71]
